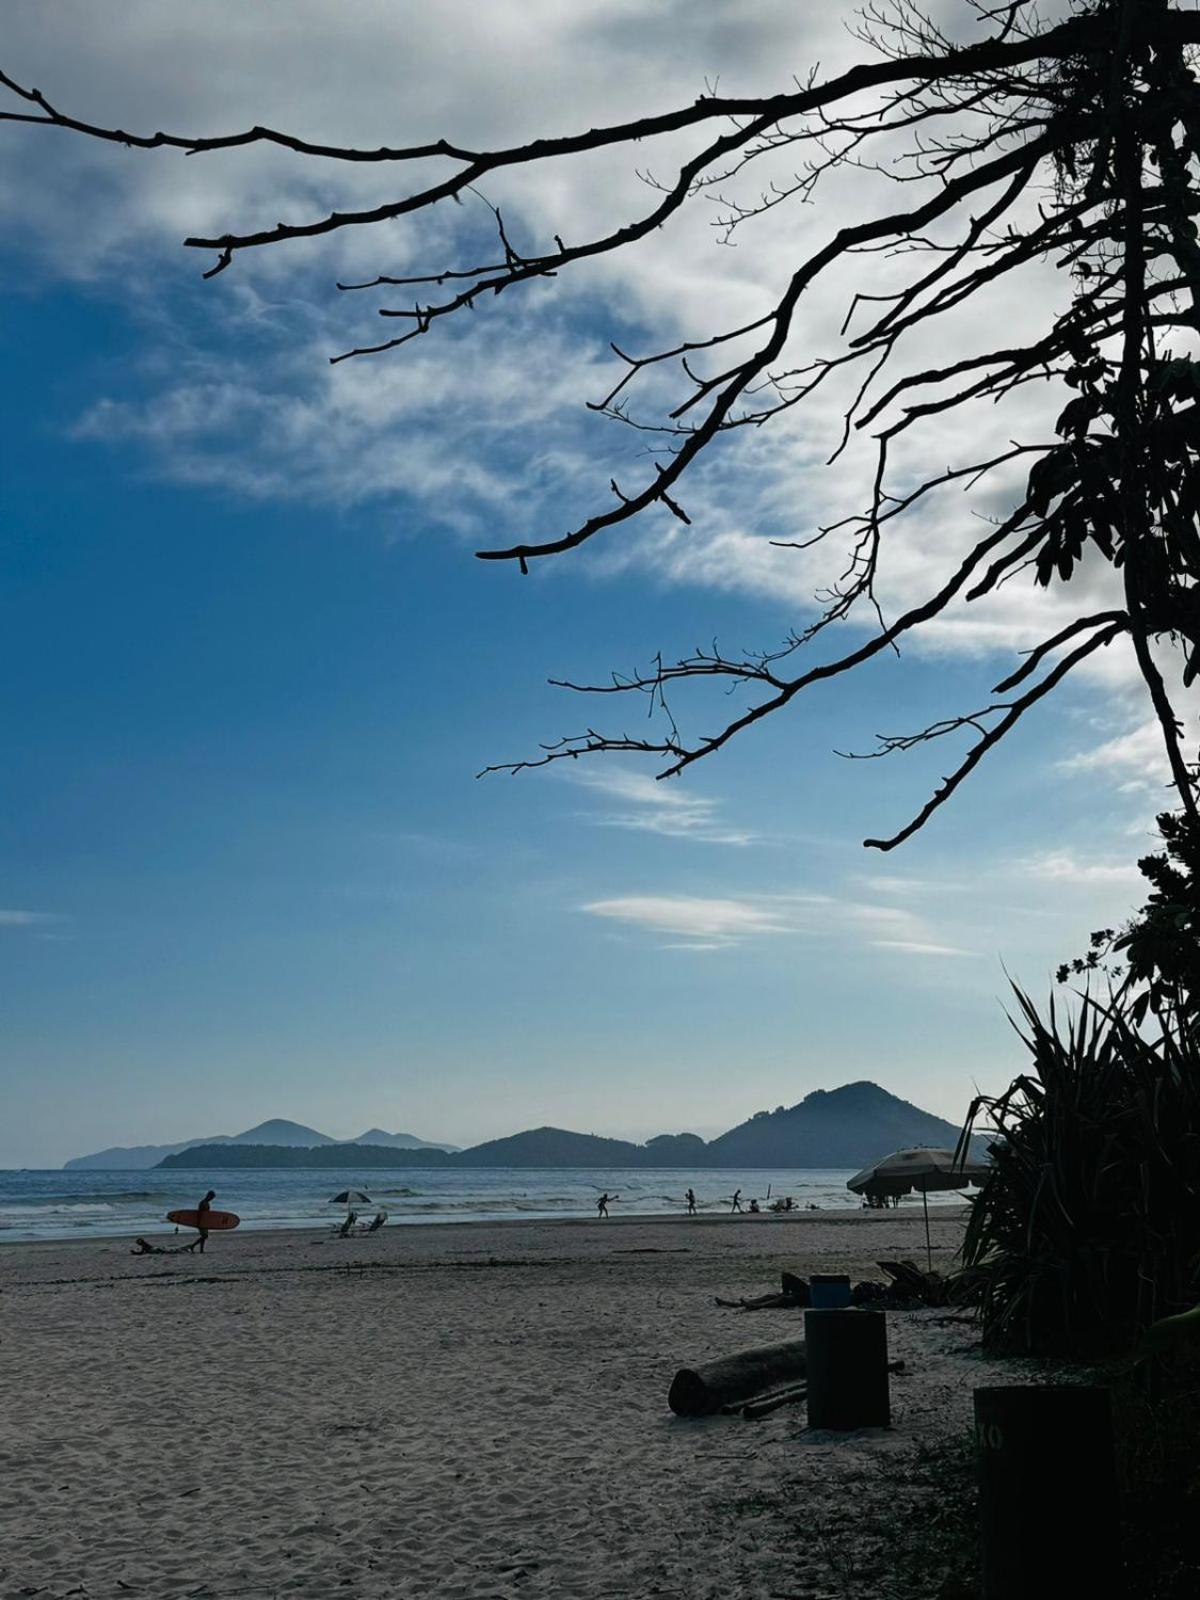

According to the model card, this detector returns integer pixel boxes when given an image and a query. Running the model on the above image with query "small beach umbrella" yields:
[846,1147,990,1270]
[329,1189,374,1209]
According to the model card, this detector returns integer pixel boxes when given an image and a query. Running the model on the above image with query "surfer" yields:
[191,1189,216,1253]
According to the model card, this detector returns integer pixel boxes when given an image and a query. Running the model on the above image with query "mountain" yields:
[154,1084,978,1170]
[449,1126,648,1168]
[64,1135,234,1170]
[705,1082,970,1167]
[231,1119,335,1147]
[346,1128,460,1152]
[65,1118,454,1169]
[159,1142,454,1170]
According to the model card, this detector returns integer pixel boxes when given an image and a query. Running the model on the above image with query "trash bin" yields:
[975,1385,1121,1599]
[805,1308,889,1429]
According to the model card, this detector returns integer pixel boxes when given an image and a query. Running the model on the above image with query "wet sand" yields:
[0,1209,996,1599]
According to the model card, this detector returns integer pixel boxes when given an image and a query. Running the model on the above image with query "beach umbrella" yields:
[329,1189,373,1209]
[846,1147,990,1270]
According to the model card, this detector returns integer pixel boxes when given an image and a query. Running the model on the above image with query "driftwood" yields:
[714,1291,795,1310]
[669,1339,807,1416]
[740,1384,809,1419]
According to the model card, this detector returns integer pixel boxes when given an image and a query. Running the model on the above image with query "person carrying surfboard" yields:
[192,1189,216,1254]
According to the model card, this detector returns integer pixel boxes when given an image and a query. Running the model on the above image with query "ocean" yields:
[0,1165,970,1242]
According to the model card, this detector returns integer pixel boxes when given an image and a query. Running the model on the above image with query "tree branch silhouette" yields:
[4,0,1197,845]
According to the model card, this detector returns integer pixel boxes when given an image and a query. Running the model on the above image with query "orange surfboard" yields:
[166,1208,240,1231]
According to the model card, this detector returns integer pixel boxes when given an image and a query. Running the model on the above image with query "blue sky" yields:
[0,1,1173,1166]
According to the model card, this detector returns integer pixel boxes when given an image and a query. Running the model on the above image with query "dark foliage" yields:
[957,985,1200,1355]
[1059,809,1200,1034]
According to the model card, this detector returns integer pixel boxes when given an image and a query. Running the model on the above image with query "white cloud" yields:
[580,883,976,956]
[581,894,793,945]
[0,909,57,927]
[871,940,975,958]
[1060,719,1172,781]
[568,767,757,845]
[1016,850,1143,888]
[838,900,973,958]
[857,874,959,896]
[3,0,1192,770]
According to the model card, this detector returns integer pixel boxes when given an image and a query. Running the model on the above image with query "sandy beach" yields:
[0,1210,1002,1599]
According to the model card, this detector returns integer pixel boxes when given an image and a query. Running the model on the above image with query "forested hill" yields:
[157,1083,973,1169]
[66,1118,457,1169]
[706,1082,969,1167]
[158,1142,455,1169]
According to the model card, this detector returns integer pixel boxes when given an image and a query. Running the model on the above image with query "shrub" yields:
[956,986,1200,1356]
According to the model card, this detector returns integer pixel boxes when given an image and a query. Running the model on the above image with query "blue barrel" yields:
[809,1273,853,1309]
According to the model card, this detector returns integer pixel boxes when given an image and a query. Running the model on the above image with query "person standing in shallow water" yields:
[685,1188,697,1215]
[597,1193,616,1218]
[730,1189,743,1213]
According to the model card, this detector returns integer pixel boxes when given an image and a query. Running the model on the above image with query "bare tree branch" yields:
[4,0,1197,847]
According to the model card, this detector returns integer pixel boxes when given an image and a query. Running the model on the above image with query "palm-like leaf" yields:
[958,987,1200,1355]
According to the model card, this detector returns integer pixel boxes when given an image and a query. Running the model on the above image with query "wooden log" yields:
[668,1339,807,1416]
[720,1382,808,1416]
[742,1385,808,1419]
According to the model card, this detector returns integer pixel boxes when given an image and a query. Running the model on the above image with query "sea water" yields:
[0,1166,969,1242]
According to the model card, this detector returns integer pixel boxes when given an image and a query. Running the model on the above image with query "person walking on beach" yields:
[597,1192,616,1218]
[730,1189,743,1213]
[191,1189,216,1253]
[685,1188,697,1215]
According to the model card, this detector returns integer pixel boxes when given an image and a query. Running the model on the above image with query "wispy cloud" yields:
[0,909,57,927]
[872,939,975,958]
[581,885,975,957]
[1059,718,1172,786]
[843,901,975,958]
[856,873,962,897]
[659,941,734,953]
[568,768,757,846]
[581,894,794,948]
[1016,850,1142,888]
[1,0,1152,685]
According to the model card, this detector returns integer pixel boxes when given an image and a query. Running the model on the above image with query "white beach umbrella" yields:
[846,1147,990,1270]
[329,1189,374,1209]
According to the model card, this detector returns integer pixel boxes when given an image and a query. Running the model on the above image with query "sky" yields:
[0,1,1184,1168]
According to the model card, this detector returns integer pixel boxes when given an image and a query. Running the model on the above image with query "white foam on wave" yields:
[0,1202,116,1216]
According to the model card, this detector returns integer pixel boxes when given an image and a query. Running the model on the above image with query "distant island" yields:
[64,1119,459,1170]
[149,1083,978,1171]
